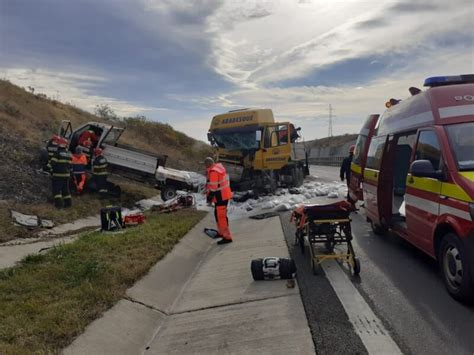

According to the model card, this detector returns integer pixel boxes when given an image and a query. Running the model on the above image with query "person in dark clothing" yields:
[44,135,60,173]
[92,148,109,199]
[51,138,72,208]
[340,145,355,184]
[340,145,355,205]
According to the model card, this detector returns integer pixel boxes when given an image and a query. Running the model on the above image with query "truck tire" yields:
[280,258,297,279]
[439,233,474,303]
[161,185,177,201]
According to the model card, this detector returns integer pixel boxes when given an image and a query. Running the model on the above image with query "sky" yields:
[1,0,473,142]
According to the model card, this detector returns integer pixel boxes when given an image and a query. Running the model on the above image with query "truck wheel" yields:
[439,233,474,303]
[161,185,177,201]
[279,258,296,279]
[251,259,265,281]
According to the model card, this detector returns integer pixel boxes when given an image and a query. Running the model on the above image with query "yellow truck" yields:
[207,108,309,192]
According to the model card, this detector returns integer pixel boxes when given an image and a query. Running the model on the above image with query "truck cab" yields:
[351,74,474,302]
[208,109,307,192]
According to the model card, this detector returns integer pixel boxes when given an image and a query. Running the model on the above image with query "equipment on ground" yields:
[291,200,360,275]
[100,206,123,231]
[251,257,296,280]
[207,109,309,194]
[41,120,201,201]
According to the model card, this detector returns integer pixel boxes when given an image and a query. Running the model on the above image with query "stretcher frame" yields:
[291,201,360,275]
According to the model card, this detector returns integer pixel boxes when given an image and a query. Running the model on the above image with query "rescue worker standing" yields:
[92,148,109,199]
[340,145,355,204]
[71,146,87,194]
[340,145,355,185]
[51,138,72,208]
[205,157,233,245]
[44,135,60,173]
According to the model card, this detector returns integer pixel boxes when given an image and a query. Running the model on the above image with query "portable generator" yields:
[251,257,296,281]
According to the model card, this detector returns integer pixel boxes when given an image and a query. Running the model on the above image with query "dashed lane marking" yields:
[322,260,402,354]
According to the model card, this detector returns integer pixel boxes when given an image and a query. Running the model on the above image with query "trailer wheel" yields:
[251,259,265,281]
[161,185,177,201]
[439,233,474,303]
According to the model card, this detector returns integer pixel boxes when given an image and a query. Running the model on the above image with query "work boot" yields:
[217,238,232,245]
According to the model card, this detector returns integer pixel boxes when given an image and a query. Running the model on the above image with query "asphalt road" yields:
[281,165,474,355]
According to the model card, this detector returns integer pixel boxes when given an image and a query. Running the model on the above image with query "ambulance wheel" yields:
[251,259,265,281]
[370,220,387,236]
[439,233,474,303]
[161,185,177,201]
[352,257,361,276]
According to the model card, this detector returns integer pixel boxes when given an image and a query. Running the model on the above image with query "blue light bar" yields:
[424,74,474,87]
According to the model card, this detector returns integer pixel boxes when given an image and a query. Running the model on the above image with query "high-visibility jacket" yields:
[71,153,87,176]
[92,155,108,176]
[206,163,232,203]
[51,148,72,178]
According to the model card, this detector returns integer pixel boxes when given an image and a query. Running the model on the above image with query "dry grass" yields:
[0,176,159,243]
[0,209,206,354]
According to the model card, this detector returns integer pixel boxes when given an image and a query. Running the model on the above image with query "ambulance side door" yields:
[405,129,442,251]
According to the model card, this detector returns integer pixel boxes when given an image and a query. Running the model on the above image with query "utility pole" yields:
[328,104,333,137]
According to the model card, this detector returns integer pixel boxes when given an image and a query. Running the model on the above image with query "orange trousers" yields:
[214,201,232,240]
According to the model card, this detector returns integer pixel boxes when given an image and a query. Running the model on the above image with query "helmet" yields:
[94,148,103,156]
[51,135,61,145]
[349,145,355,154]
[57,138,68,148]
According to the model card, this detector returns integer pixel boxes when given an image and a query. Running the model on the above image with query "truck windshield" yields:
[212,128,260,151]
[446,122,474,171]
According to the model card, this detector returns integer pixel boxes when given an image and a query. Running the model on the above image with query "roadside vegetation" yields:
[0,176,159,243]
[0,209,206,353]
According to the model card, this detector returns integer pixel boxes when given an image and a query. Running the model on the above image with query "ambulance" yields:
[350,74,474,302]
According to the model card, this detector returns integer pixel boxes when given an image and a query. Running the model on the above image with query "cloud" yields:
[0,67,168,116]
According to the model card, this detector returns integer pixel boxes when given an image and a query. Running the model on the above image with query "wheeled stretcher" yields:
[291,200,360,275]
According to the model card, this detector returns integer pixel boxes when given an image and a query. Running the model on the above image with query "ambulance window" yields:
[415,130,441,170]
[366,136,386,170]
[353,135,367,165]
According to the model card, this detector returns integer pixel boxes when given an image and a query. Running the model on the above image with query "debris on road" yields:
[11,210,54,229]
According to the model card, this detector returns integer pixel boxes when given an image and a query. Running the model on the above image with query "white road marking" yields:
[321,260,402,355]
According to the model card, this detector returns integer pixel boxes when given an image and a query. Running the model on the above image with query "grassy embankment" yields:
[0,177,159,243]
[0,209,206,354]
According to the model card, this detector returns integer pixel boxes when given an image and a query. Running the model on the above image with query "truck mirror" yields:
[256,130,262,141]
[207,132,214,144]
[410,160,444,180]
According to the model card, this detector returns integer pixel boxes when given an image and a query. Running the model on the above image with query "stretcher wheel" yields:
[251,259,264,280]
[311,257,320,275]
[298,231,305,255]
[352,257,361,275]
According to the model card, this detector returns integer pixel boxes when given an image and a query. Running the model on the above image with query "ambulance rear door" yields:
[350,114,379,201]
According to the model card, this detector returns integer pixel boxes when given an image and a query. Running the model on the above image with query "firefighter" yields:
[44,135,60,173]
[71,146,87,194]
[78,129,98,148]
[92,148,109,199]
[340,145,355,205]
[205,157,233,245]
[51,137,72,208]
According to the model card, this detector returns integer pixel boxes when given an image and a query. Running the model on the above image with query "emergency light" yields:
[424,74,474,87]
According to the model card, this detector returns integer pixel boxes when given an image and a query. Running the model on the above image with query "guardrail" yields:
[308,156,345,166]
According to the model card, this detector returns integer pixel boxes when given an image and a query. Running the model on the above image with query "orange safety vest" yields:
[206,163,232,202]
[71,153,88,175]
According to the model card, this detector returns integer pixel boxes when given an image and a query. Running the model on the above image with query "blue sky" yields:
[1,0,473,141]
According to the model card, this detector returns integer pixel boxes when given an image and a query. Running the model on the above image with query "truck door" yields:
[262,124,291,170]
[349,114,379,201]
[58,120,73,139]
[363,135,389,228]
[405,129,442,252]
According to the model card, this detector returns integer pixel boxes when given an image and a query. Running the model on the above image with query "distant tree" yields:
[94,104,119,121]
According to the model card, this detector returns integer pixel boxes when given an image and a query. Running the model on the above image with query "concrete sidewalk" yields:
[65,213,315,355]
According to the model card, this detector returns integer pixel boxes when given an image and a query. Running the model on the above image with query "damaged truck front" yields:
[207,109,309,193]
